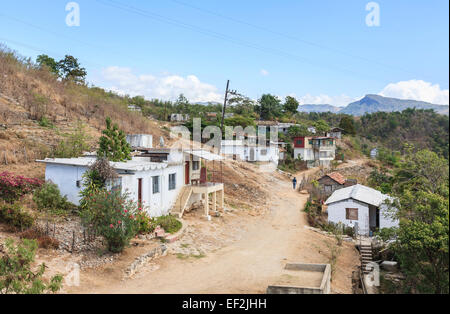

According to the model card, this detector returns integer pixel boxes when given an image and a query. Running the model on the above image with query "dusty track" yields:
[68,173,358,294]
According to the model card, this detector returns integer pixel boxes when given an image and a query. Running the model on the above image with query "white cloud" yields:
[379,80,449,105]
[260,69,269,76]
[296,93,358,107]
[100,66,222,103]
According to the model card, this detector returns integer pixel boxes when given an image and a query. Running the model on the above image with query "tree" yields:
[97,117,132,162]
[175,94,190,113]
[0,239,62,294]
[36,54,59,76]
[258,94,282,120]
[339,116,356,135]
[284,96,299,114]
[388,149,449,293]
[288,124,309,138]
[57,55,87,83]
[228,95,256,117]
[314,119,330,135]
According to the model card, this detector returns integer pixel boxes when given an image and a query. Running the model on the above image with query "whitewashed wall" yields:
[45,163,185,217]
[121,164,185,217]
[45,164,88,205]
[327,199,370,235]
[221,144,279,164]
[294,148,314,161]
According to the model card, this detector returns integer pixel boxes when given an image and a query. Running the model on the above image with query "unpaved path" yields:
[69,174,358,294]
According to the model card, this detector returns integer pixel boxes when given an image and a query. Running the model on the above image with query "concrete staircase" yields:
[170,186,193,218]
[360,243,373,274]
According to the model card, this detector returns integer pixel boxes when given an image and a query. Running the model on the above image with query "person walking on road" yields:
[292,177,297,190]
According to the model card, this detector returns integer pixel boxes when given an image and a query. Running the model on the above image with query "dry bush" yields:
[19,226,60,250]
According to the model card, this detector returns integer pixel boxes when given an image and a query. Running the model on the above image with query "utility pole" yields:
[221,80,230,133]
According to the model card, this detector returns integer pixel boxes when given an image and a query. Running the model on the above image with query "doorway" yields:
[138,178,143,206]
[185,161,190,185]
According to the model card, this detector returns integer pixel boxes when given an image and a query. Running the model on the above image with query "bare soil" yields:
[66,170,359,294]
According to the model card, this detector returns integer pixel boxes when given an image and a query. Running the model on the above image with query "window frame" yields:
[152,176,160,194]
[168,173,176,191]
[192,161,200,171]
[346,208,359,220]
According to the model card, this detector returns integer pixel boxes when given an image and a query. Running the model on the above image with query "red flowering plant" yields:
[0,172,43,204]
[80,190,139,253]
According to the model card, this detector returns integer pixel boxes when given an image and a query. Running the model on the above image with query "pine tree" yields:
[97,117,132,162]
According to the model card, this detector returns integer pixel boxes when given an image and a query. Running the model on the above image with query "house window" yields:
[296,139,303,146]
[76,180,82,188]
[152,176,160,194]
[346,208,358,220]
[260,149,268,156]
[192,161,200,171]
[106,178,122,192]
[309,140,313,145]
[169,173,176,191]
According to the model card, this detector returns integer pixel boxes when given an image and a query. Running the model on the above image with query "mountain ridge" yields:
[298,95,449,116]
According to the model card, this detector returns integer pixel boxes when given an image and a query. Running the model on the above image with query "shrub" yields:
[53,122,91,158]
[78,158,117,212]
[136,211,155,234]
[0,202,35,230]
[33,181,76,213]
[19,227,60,250]
[38,116,54,128]
[154,215,182,234]
[0,239,62,294]
[0,172,43,203]
[80,190,139,253]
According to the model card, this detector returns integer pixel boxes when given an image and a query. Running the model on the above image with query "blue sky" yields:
[0,0,448,106]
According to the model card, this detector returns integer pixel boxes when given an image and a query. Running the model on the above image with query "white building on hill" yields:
[325,184,399,236]
[220,140,279,165]
[38,145,225,219]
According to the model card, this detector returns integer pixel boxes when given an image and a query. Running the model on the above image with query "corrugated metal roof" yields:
[184,150,224,161]
[325,184,391,207]
[37,157,168,171]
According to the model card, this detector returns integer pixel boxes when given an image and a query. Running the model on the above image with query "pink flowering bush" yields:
[0,172,43,204]
[80,190,139,253]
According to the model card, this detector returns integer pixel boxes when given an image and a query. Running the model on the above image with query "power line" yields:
[94,0,384,83]
[169,0,425,79]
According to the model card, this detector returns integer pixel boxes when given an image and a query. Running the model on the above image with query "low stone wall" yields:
[125,244,167,278]
[267,263,331,295]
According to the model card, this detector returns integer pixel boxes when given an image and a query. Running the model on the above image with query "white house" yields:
[293,136,336,168]
[220,140,279,165]
[38,148,225,219]
[128,105,142,113]
[308,126,317,134]
[325,184,399,236]
[326,127,344,139]
[170,113,190,122]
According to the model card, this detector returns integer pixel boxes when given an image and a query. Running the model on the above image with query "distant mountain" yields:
[340,94,449,116]
[298,104,341,113]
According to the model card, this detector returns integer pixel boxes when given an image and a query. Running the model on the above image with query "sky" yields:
[0,0,449,106]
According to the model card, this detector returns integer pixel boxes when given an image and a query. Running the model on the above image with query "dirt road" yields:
[69,174,358,294]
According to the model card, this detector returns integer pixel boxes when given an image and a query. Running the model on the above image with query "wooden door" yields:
[138,178,143,206]
[185,161,190,185]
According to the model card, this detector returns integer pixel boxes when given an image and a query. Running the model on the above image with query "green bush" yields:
[53,122,91,158]
[136,211,155,234]
[0,202,35,230]
[33,182,76,213]
[0,239,62,294]
[38,116,54,128]
[154,215,182,234]
[80,190,139,253]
